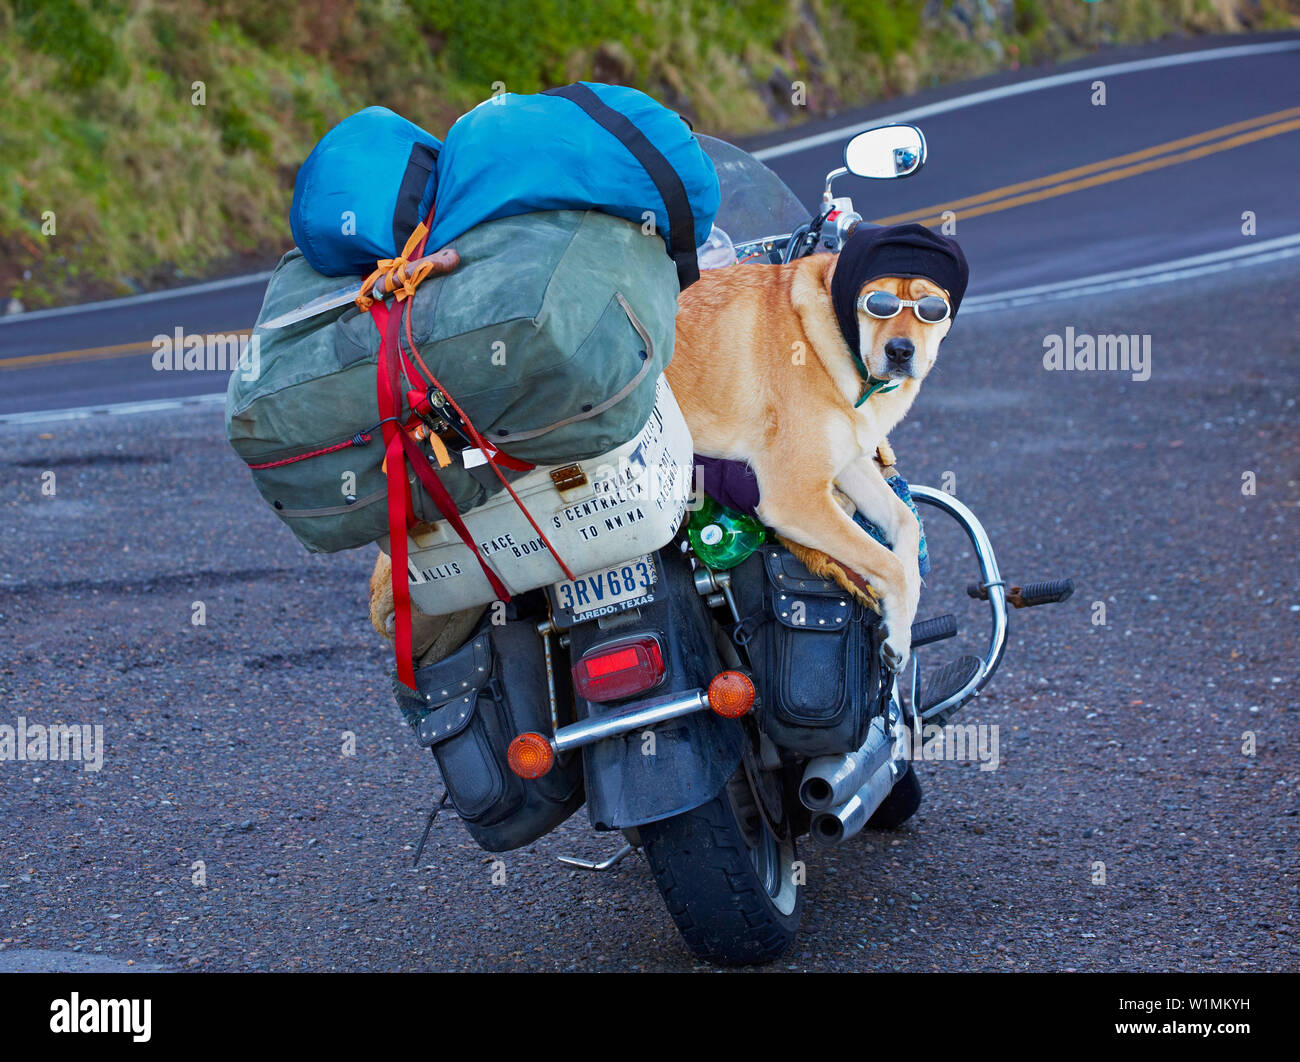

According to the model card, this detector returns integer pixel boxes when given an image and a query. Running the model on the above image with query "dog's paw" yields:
[879,621,912,672]
[875,438,897,469]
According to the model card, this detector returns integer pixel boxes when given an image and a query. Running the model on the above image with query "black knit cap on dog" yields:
[830,222,969,358]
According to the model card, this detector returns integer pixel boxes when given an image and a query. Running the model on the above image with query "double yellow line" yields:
[1,330,252,371]
[872,106,1300,228]
[6,107,1299,373]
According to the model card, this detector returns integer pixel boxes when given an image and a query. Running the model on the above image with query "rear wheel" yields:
[640,766,802,965]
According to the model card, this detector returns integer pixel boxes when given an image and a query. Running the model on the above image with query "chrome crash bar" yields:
[907,485,1008,721]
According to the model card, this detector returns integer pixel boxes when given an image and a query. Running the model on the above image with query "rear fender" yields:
[565,547,744,830]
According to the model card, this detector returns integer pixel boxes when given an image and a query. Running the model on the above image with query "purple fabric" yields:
[695,454,761,516]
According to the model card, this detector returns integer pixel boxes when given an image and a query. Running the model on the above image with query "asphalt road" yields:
[0,36,1297,972]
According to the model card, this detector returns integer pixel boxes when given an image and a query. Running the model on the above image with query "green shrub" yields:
[840,0,924,60]
[12,0,125,89]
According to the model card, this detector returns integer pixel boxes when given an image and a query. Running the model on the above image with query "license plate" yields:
[551,555,658,624]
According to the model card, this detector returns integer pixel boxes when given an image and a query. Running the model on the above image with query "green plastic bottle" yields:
[687,495,768,570]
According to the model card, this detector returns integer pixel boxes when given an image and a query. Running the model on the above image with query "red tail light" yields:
[573,636,666,703]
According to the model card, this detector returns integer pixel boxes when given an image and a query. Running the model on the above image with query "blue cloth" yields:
[856,476,931,578]
[428,84,719,254]
[290,107,441,277]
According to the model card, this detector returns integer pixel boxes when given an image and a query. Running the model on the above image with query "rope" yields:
[355,222,436,312]
[247,433,371,470]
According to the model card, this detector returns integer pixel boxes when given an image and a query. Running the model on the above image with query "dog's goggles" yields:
[857,290,951,323]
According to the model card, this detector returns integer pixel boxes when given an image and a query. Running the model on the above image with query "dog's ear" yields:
[819,254,838,296]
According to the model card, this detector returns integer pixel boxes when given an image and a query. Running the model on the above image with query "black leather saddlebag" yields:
[394,617,583,852]
[730,543,890,757]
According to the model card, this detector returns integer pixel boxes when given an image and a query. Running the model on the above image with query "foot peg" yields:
[919,654,982,723]
[883,613,960,673]
[911,613,957,647]
[968,578,1073,608]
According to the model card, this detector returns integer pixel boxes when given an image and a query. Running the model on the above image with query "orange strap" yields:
[355,222,436,312]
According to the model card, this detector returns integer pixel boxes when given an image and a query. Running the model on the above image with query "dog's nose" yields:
[884,337,914,364]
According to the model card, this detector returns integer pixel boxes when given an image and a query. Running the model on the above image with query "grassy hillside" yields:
[1,0,1294,307]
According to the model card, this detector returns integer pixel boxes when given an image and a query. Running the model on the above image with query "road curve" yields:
[0,36,1296,973]
[1,33,1297,419]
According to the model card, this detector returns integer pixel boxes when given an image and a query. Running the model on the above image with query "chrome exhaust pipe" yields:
[798,706,897,812]
[810,758,905,847]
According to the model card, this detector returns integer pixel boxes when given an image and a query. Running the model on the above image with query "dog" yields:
[369,550,487,665]
[665,223,967,670]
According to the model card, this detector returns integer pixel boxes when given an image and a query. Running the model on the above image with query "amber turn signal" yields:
[707,670,755,718]
[507,732,555,779]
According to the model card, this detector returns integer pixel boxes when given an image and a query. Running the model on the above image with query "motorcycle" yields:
[397,125,1073,965]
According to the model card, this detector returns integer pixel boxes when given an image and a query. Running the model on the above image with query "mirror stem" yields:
[822,166,848,203]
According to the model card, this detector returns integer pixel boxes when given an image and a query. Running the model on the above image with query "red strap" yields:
[380,314,509,598]
[369,299,510,689]
[373,302,416,688]
[494,453,533,472]
[397,426,509,603]
[383,432,417,689]
[246,433,370,470]
[472,442,533,472]
[395,298,575,581]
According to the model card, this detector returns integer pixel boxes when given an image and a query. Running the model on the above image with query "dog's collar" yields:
[850,349,900,408]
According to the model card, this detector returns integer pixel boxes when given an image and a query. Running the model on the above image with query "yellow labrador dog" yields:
[666,223,968,670]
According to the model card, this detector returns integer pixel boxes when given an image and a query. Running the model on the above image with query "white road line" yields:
[4,40,1293,330]
[0,392,226,426]
[0,271,274,326]
[754,39,1300,161]
[4,233,1296,425]
[961,233,1300,313]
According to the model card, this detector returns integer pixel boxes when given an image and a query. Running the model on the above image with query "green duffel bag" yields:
[227,209,678,553]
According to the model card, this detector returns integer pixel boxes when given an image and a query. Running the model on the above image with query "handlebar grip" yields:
[911,613,958,647]
[1012,579,1074,607]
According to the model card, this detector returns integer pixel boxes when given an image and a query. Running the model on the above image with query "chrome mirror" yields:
[843,124,926,179]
